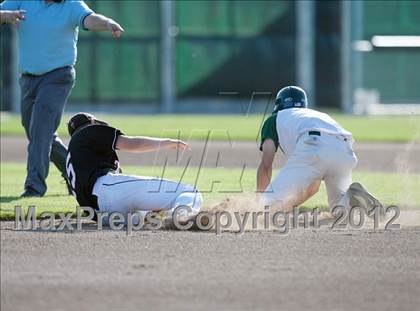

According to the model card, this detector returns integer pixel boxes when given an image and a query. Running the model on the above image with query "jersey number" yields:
[66,153,77,197]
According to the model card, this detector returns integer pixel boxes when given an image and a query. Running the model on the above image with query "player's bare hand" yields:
[170,140,190,151]
[1,10,26,25]
[106,19,124,38]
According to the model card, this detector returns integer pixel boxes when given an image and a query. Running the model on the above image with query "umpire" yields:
[0,0,123,197]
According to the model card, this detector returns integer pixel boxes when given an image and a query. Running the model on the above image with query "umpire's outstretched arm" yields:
[84,13,124,38]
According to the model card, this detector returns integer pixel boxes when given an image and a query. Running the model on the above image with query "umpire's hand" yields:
[106,19,124,38]
[84,13,124,38]
[0,10,26,25]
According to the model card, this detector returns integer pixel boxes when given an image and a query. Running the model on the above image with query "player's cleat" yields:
[348,182,383,215]
[20,187,42,198]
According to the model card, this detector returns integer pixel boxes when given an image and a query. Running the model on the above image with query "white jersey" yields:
[276,108,352,157]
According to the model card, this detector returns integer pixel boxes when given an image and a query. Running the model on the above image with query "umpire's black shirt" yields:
[67,124,123,209]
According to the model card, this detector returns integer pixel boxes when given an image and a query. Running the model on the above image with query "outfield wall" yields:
[1,0,419,112]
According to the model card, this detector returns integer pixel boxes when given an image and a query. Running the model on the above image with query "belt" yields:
[308,130,350,142]
[22,72,40,78]
[22,66,72,78]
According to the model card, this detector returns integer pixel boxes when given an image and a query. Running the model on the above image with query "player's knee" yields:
[176,184,202,212]
[189,187,203,211]
[192,191,203,212]
[306,180,321,197]
[261,193,285,212]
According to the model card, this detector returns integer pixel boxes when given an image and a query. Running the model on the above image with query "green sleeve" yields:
[259,114,279,152]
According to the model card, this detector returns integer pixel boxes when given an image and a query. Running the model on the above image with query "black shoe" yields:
[20,187,42,198]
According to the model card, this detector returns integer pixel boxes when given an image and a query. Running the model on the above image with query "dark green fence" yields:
[2,0,419,109]
[363,0,420,103]
[72,0,293,104]
[74,1,161,102]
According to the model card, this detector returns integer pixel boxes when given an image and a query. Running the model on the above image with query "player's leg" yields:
[263,168,322,212]
[50,134,71,194]
[92,173,202,223]
[324,171,353,213]
[325,171,383,217]
[322,135,359,213]
[50,134,69,179]
[262,138,323,212]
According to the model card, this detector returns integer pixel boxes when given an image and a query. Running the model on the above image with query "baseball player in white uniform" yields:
[257,86,382,214]
[66,112,202,225]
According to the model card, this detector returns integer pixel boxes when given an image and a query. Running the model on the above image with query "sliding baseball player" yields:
[66,112,202,224]
[257,86,382,215]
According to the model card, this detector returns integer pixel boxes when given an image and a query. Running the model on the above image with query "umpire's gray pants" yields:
[19,66,75,195]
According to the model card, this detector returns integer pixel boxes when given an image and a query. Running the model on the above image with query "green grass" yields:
[1,163,419,220]
[1,112,419,142]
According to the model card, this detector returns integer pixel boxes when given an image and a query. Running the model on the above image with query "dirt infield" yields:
[1,219,420,311]
[1,136,420,172]
[2,136,420,311]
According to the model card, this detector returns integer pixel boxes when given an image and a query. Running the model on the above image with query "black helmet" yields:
[273,86,308,113]
[67,112,108,136]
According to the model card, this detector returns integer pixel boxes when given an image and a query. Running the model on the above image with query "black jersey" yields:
[66,125,123,209]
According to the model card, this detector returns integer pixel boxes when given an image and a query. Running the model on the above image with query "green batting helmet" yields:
[273,86,308,113]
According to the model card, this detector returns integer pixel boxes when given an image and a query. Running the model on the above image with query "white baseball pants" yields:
[263,133,358,211]
[92,173,202,221]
